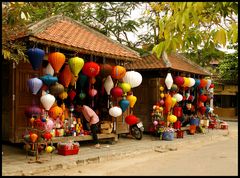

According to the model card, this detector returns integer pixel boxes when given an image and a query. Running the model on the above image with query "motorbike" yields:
[125,115,144,140]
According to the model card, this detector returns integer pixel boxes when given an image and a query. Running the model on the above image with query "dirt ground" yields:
[33,128,238,176]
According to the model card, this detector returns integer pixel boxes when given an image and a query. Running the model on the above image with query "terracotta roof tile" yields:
[27,15,140,61]
[125,53,211,76]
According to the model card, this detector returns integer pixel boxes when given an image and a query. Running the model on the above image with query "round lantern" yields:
[159,99,165,106]
[194,79,200,88]
[79,92,86,100]
[44,119,54,132]
[30,133,38,143]
[122,71,142,88]
[119,82,131,93]
[68,57,85,77]
[159,86,164,91]
[110,87,123,98]
[48,106,63,120]
[167,114,177,123]
[100,64,113,78]
[126,95,137,108]
[199,94,208,102]
[25,105,42,118]
[182,77,190,87]
[199,106,206,115]
[173,93,183,102]
[173,120,181,129]
[59,65,72,88]
[165,73,173,90]
[40,74,58,86]
[153,120,158,126]
[26,48,45,70]
[50,82,64,96]
[43,63,54,76]
[40,94,55,111]
[188,78,196,87]
[170,84,178,92]
[89,88,97,97]
[125,114,139,125]
[174,76,184,87]
[160,93,165,98]
[27,77,43,95]
[43,132,52,140]
[48,52,66,74]
[119,99,130,113]
[209,84,214,89]
[111,65,126,80]
[82,61,100,78]
[58,91,68,100]
[109,106,122,117]
[199,79,208,89]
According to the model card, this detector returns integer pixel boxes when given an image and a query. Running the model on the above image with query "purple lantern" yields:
[27,77,43,95]
[26,48,45,70]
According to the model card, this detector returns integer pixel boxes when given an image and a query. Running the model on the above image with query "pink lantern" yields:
[89,88,97,97]
[44,119,54,132]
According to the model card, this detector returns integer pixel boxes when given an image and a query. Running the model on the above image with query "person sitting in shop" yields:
[75,103,101,148]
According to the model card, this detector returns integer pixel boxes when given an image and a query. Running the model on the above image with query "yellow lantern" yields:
[159,86,164,91]
[126,95,137,108]
[171,97,177,108]
[167,114,177,123]
[160,93,165,98]
[58,91,68,100]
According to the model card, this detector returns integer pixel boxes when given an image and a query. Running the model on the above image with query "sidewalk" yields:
[2,121,237,176]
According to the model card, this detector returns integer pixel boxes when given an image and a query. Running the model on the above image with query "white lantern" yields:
[165,73,173,90]
[43,63,54,76]
[40,93,55,111]
[188,78,196,87]
[209,88,214,93]
[122,71,142,88]
[206,79,212,90]
[173,93,183,102]
[109,106,122,117]
[104,75,114,95]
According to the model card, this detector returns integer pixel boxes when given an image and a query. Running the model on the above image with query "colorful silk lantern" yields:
[109,106,122,117]
[25,105,42,118]
[199,94,208,102]
[209,84,214,89]
[194,79,200,88]
[206,79,212,90]
[110,87,123,98]
[159,86,164,91]
[119,99,130,113]
[48,106,63,120]
[165,73,173,90]
[43,132,52,140]
[48,52,66,74]
[44,119,54,132]
[79,92,86,100]
[165,94,172,113]
[30,133,38,143]
[167,114,177,123]
[173,120,181,129]
[77,73,88,89]
[27,77,43,95]
[26,48,45,70]
[111,65,126,80]
[125,115,139,125]
[173,93,183,102]
[159,99,165,106]
[100,64,113,78]
[82,61,100,78]
[160,93,165,98]
[59,65,72,88]
[170,84,178,92]
[153,120,158,126]
[43,63,54,76]
[122,71,142,88]
[89,88,97,97]
[199,79,208,89]
[173,106,183,118]
[118,82,131,93]
[174,76,184,87]
[171,97,177,108]
[40,74,58,86]
[182,77,190,87]
[40,94,55,111]
[188,78,196,87]
[68,57,85,77]
[126,95,137,108]
[50,82,64,96]
[58,91,68,100]
[199,106,206,115]
[104,75,114,95]
[68,90,76,102]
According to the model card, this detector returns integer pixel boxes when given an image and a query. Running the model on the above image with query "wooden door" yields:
[14,62,43,142]
[2,61,14,142]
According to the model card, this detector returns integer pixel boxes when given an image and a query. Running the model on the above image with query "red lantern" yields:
[173,106,183,118]
[110,87,123,98]
[209,84,214,88]
[48,52,66,74]
[68,90,76,102]
[198,79,208,89]
[199,106,206,115]
[100,64,113,78]
[59,65,73,88]
[43,132,52,140]
[82,62,100,77]
[173,120,181,129]
[125,115,139,125]
[174,76,184,87]
[199,94,208,102]
[111,65,126,80]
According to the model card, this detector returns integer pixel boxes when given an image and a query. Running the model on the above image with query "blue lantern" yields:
[119,99,130,113]
[194,79,200,88]
[26,48,45,70]
[40,74,58,86]
[27,77,43,95]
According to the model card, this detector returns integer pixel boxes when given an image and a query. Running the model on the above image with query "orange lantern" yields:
[111,65,126,80]
[48,106,63,120]
[165,94,172,113]
[59,64,73,88]
[48,52,66,74]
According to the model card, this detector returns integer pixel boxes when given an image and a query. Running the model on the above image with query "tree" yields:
[147,2,238,58]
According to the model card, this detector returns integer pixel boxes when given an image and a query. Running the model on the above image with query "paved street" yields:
[2,121,238,176]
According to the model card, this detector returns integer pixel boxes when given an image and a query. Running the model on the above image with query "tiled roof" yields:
[125,52,211,76]
[25,15,140,61]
